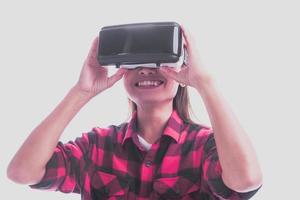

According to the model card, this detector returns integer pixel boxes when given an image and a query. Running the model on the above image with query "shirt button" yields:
[104,188,109,195]
[145,160,152,167]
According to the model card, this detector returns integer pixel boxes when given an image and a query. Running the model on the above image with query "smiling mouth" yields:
[135,80,164,88]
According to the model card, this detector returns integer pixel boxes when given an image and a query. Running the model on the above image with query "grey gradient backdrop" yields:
[1,0,299,199]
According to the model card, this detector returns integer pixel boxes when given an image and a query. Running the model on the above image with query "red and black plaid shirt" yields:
[30,110,260,199]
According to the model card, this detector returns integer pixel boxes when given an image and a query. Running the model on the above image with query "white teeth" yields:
[137,80,162,87]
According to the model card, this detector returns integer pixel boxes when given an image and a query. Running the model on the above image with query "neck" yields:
[136,102,173,144]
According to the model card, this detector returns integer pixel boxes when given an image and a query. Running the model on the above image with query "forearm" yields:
[195,77,262,192]
[7,85,92,184]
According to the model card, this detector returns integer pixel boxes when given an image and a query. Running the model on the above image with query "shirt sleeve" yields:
[29,131,95,193]
[201,133,261,200]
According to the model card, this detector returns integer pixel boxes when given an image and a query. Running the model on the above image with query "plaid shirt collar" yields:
[122,109,184,146]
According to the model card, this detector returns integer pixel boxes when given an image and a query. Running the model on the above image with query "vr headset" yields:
[97,22,187,69]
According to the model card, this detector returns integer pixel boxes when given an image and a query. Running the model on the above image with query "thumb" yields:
[107,68,128,87]
[159,67,179,81]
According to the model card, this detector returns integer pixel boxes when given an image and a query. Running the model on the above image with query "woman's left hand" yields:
[159,26,212,89]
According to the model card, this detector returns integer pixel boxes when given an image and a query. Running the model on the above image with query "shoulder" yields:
[89,122,129,142]
[183,122,214,146]
[185,122,213,137]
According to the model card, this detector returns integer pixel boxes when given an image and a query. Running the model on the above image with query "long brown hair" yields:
[128,85,195,124]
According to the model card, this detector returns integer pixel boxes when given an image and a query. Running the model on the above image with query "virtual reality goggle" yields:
[97,22,187,69]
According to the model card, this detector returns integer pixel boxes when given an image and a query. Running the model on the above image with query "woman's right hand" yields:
[75,37,127,99]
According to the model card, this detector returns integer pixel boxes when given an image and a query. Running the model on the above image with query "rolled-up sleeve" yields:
[201,133,261,200]
[29,131,95,193]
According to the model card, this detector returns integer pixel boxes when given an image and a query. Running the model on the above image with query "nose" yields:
[138,67,157,76]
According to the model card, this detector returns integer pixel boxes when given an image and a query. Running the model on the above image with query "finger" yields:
[181,26,194,45]
[180,25,188,47]
[181,26,189,46]
[107,68,128,87]
[159,67,179,81]
[86,36,101,67]
[181,26,196,55]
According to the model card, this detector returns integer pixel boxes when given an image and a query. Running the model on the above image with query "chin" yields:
[134,97,174,107]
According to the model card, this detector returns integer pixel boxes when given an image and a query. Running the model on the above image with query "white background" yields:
[1,0,299,199]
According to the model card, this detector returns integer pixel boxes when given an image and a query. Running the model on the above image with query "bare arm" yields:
[195,77,263,192]
[7,37,127,185]
[7,86,91,184]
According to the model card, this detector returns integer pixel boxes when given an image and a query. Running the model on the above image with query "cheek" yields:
[169,78,179,87]
[168,80,180,96]
[123,73,132,89]
[123,78,132,95]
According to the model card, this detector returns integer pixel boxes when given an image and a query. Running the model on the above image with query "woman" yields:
[7,27,262,199]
